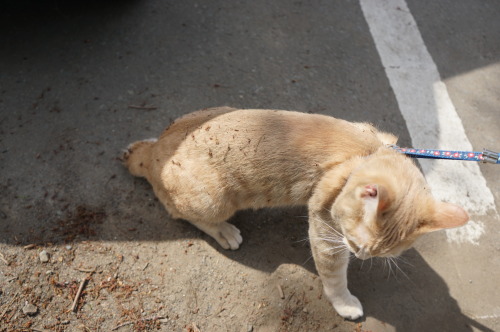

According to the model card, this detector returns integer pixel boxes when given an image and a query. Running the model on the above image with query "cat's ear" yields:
[420,202,469,233]
[361,184,391,216]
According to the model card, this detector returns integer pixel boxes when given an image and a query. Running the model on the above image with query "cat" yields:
[123,107,469,320]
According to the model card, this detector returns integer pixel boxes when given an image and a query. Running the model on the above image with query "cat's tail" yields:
[122,138,157,178]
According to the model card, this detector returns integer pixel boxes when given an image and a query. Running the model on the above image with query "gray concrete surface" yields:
[0,0,498,331]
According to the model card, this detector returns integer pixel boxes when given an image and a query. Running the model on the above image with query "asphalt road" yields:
[1,0,499,331]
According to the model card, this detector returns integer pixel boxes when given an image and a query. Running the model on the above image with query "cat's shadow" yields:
[214,208,492,332]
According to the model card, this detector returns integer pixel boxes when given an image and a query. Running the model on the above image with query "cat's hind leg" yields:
[190,220,242,250]
[174,198,243,250]
[152,184,243,250]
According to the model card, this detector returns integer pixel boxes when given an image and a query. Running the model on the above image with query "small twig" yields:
[216,307,226,316]
[190,322,201,332]
[74,267,96,273]
[277,284,285,299]
[0,252,9,265]
[112,321,134,330]
[128,105,157,110]
[0,292,18,320]
[6,306,16,322]
[142,262,149,271]
[111,316,166,331]
[70,277,88,312]
[23,244,37,250]
[254,134,265,153]
[285,290,296,306]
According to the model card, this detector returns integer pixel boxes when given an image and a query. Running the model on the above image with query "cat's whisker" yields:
[317,214,344,238]
[318,228,343,237]
[328,227,344,239]
[325,249,349,257]
[386,257,403,281]
[389,257,399,281]
[313,233,343,240]
[294,237,310,244]
[317,249,348,257]
[317,237,344,246]
[312,231,344,241]
[385,257,395,280]
[302,254,315,266]
[302,233,347,246]
[390,257,411,281]
[318,246,349,256]
[319,246,349,255]
[326,244,349,250]
[310,236,344,245]
[393,255,414,268]
[302,247,350,266]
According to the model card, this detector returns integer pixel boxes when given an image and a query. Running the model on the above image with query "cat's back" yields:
[154,107,383,165]
[161,107,336,135]
[159,107,359,146]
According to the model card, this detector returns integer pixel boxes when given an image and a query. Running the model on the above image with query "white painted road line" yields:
[360,0,497,244]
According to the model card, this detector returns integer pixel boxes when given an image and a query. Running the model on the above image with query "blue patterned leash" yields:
[389,145,500,164]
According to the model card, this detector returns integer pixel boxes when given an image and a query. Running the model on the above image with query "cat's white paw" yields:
[190,221,243,250]
[332,293,363,320]
[213,222,243,250]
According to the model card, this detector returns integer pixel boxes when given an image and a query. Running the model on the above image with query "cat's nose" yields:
[355,247,371,260]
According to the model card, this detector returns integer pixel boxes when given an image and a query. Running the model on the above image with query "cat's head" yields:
[332,148,469,260]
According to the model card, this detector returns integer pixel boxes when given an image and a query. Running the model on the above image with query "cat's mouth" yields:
[343,237,372,260]
[354,248,371,260]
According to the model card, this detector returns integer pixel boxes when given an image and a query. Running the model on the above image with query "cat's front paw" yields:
[332,293,363,320]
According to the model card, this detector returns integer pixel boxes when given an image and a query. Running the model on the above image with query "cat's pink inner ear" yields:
[429,202,469,231]
[361,184,390,213]
[361,184,378,198]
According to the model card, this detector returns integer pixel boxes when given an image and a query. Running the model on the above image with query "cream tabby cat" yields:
[123,107,468,319]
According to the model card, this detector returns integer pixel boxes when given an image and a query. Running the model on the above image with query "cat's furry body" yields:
[124,107,468,319]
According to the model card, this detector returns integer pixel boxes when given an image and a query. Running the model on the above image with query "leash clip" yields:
[482,149,499,164]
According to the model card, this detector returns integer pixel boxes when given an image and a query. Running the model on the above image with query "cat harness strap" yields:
[389,145,500,164]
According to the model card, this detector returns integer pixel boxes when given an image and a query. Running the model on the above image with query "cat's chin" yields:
[354,252,371,260]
